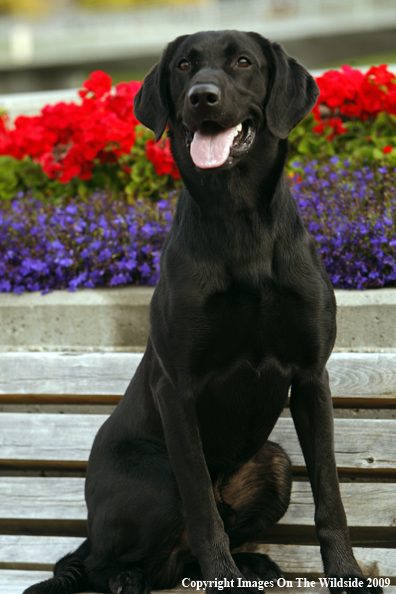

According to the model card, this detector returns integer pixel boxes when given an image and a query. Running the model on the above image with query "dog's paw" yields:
[109,568,151,594]
[204,552,282,594]
[232,552,283,582]
[327,574,383,594]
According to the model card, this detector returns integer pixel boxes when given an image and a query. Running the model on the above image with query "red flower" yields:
[313,116,347,140]
[0,70,145,183]
[146,138,180,179]
[383,145,394,154]
[79,70,112,100]
[314,64,396,123]
[0,114,8,135]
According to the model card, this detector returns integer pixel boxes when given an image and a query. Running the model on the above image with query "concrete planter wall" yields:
[1,286,395,351]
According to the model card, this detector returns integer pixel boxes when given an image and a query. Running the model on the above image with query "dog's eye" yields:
[178,59,191,71]
[237,57,251,68]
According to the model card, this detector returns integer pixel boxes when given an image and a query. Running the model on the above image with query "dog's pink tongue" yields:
[190,125,237,169]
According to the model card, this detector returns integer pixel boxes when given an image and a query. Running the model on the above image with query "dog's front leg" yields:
[290,368,382,593]
[153,377,254,592]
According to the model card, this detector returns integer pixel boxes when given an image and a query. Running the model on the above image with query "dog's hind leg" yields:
[214,440,292,581]
[139,440,292,590]
[162,440,292,586]
[84,437,290,592]
[84,438,189,593]
[216,441,292,546]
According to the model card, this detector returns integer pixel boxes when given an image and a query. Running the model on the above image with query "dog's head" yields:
[134,30,319,171]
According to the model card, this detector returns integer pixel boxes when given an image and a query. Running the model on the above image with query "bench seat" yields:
[0,352,395,592]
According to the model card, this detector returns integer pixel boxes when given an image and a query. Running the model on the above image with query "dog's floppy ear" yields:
[262,40,319,139]
[134,35,188,142]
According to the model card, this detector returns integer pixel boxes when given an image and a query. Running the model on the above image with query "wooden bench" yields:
[0,352,395,594]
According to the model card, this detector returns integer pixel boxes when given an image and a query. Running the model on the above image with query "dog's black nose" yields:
[188,83,220,108]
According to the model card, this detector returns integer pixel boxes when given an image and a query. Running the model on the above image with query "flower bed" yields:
[0,71,181,202]
[0,66,395,293]
[1,159,395,293]
[0,192,176,294]
[289,64,396,164]
[291,158,396,289]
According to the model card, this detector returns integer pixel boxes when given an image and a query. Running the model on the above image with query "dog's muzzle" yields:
[186,120,256,169]
[182,80,256,170]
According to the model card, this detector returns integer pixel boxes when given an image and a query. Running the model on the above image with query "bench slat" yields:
[0,571,53,594]
[1,352,396,401]
[0,353,139,396]
[0,352,140,397]
[1,536,395,578]
[1,413,395,472]
[281,482,396,528]
[328,352,396,398]
[0,413,101,463]
[0,477,86,520]
[0,477,394,529]
[0,535,84,568]
[262,544,396,577]
[271,418,395,471]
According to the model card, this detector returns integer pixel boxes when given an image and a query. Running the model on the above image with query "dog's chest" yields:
[189,283,318,375]
[196,358,291,470]
[188,286,315,468]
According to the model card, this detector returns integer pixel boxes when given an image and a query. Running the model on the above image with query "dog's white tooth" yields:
[236,123,243,132]
[234,129,239,137]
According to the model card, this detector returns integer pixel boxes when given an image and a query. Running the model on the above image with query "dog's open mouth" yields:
[186,121,255,169]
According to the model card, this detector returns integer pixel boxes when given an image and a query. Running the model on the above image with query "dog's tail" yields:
[23,538,91,594]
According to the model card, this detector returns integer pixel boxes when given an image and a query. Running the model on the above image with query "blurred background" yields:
[0,0,395,96]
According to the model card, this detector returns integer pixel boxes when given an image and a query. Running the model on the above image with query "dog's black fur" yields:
[25,30,381,594]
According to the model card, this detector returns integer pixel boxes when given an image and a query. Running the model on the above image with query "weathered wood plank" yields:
[0,571,53,594]
[0,478,394,528]
[281,482,396,527]
[328,353,396,398]
[270,418,396,471]
[0,535,84,568]
[0,477,86,520]
[1,573,395,594]
[1,536,395,578]
[1,414,395,472]
[1,352,396,400]
[0,413,101,463]
[260,545,396,577]
[0,352,140,396]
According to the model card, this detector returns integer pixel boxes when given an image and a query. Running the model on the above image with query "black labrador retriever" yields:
[25,30,381,594]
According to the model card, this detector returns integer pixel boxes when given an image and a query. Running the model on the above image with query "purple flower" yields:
[110,272,129,286]
[51,239,64,250]
[141,223,154,236]
[0,191,178,293]
[0,279,11,292]
[289,159,396,290]
[58,257,74,267]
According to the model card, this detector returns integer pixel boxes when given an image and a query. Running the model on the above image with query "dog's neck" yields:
[168,131,305,288]
[169,127,289,212]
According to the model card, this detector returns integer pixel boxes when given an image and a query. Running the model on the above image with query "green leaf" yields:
[372,148,385,160]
